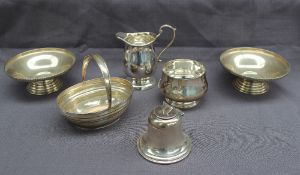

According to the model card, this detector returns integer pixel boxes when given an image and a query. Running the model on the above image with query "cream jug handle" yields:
[156,24,176,62]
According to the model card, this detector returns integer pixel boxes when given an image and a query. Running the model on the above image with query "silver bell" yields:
[137,102,192,164]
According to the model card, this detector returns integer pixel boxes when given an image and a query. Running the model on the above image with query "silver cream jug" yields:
[116,24,176,90]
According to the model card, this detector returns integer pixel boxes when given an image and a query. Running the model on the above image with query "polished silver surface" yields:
[137,102,191,164]
[220,47,290,95]
[57,53,133,130]
[159,59,208,109]
[4,48,76,95]
[116,24,176,91]
[220,47,290,80]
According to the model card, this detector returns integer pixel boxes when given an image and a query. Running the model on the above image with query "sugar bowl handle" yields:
[156,24,176,62]
[82,53,112,108]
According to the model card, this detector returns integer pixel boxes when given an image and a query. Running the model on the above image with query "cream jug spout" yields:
[116,31,157,46]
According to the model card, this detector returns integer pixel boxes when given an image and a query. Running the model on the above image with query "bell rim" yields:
[137,133,192,164]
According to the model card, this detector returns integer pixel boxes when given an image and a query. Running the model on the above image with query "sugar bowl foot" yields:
[165,98,200,109]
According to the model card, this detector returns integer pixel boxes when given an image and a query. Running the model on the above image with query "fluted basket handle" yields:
[82,53,112,109]
[156,24,176,62]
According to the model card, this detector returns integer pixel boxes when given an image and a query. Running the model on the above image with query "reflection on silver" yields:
[26,55,58,70]
[84,100,101,107]
[242,71,258,76]
[234,54,265,69]
[35,71,52,76]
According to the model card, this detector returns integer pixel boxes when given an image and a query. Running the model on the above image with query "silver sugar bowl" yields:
[159,59,208,109]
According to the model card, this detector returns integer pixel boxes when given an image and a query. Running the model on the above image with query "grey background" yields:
[0,0,300,175]
[0,0,299,48]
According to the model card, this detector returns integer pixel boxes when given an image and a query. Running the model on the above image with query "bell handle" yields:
[156,24,176,62]
[115,32,127,42]
[82,53,112,109]
[162,101,184,117]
